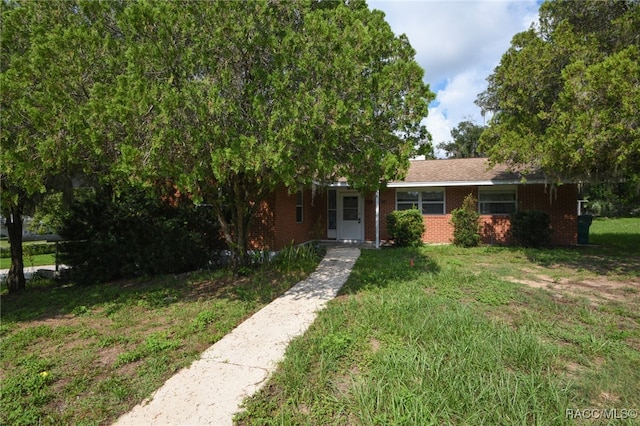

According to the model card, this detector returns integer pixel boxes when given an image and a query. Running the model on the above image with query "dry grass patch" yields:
[508,273,640,306]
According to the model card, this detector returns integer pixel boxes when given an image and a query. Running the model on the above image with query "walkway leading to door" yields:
[114,246,361,426]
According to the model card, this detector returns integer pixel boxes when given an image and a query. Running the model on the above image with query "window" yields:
[396,191,419,211]
[327,190,337,231]
[421,190,445,214]
[478,187,517,214]
[296,190,303,223]
[396,188,445,215]
[342,196,359,220]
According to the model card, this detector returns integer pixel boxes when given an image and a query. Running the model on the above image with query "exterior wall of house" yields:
[518,183,577,245]
[249,187,327,251]
[363,189,394,242]
[371,186,474,244]
[250,193,277,250]
[377,184,578,246]
[252,182,577,251]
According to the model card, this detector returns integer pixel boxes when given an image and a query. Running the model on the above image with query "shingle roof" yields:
[389,158,547,187]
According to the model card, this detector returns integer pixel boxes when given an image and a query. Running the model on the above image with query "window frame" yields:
[327,189,337,231]
[342,195,359,221]
[478,186,517,215]
[296,190,303,223]
[395,187,445,215]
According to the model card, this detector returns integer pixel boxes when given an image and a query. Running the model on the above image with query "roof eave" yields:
[387,179,550,188]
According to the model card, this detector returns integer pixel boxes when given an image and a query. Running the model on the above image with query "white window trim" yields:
[395,187,446,215]
[327,189,337,231]
[478,186,517,215]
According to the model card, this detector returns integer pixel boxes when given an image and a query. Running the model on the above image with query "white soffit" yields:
[387,180,542,188]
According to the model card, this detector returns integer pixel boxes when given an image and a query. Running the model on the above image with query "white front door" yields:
[338,192,364,241]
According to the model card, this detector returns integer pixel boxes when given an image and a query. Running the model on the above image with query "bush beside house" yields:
[387,209,425,247]
[59,188,225,284]
[511,210,552,248]
[451,194,481,247]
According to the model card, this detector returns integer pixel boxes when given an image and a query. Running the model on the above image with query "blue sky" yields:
[369,0,541,155]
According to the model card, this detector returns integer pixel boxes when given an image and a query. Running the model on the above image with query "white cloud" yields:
[424,108,453,158]
[428,69,491,145]
[371,0,538,85]
[422,70,499,158]
[369,0,540,156]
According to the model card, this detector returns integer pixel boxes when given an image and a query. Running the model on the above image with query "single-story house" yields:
[249,158,578,250]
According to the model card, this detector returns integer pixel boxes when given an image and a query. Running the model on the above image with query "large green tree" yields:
[476,0,639,183]
[1,0,53,293]
[110,0,432,266]
[2,1,75,292]
[437,119,485,158]
[1,0,127,292]
[2,0,432,275]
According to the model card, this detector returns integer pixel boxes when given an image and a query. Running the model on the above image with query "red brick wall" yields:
[363,189,394,242]
[480,215,512,244]
[252,183,577,249]
[372,186,476,244]
[438,186,477,244]
[362,190,385,241]
[518,183,577,245]
[376,184,577,246]
[249,187,327,251]
[250,193,277,249]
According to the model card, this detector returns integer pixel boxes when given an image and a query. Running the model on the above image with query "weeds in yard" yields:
[273,242,324,271]
[0,253,321,425]
[3,220,638,424]
[238,218,640,425]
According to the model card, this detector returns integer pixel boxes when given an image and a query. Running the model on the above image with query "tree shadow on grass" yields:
[521,237,640,277]
[0,273,199,325]
[339,246,440,295]
[0,264,303,325]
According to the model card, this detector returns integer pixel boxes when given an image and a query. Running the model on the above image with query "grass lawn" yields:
[1,240,58,269]
[0,247,322,425]
[237,217,640,425]
[0,254,57,270]
[1,218,638,425]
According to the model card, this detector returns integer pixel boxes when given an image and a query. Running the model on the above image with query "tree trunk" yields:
[213,176,255,272]
[215,209,250,272]
[231,174,253,270]
[216,208,238,269]
[6,205,26,294]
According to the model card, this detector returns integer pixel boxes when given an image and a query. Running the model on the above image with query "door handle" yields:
[358,217,361,224]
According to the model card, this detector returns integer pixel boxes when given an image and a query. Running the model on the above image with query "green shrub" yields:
[272,242,323,274]
[387,209,425,247]
[0,243,56,259]
[451,194,481,247]
[24,243,57,257]
[511,210,552,248]
[59,187,226,284]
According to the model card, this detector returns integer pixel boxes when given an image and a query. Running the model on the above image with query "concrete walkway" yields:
[0,264,64,281]
[114,246,361,426]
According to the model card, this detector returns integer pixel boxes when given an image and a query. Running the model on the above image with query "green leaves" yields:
[451,194,481,248]
[477,0,640,183]
[2,0,432,267]
[554,46,640,177]
[386,209,425,247]
[437,120,485,158]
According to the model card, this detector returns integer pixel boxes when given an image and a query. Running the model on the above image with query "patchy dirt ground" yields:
[507,269,640,306]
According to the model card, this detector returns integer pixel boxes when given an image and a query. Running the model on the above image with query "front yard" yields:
[0,247,322,425]
[237,218,640,424]
[1,218,638,425]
